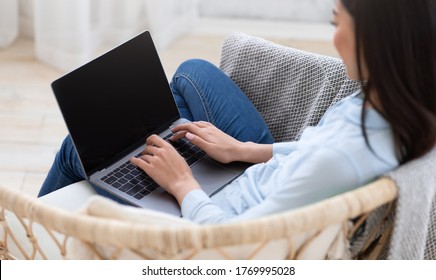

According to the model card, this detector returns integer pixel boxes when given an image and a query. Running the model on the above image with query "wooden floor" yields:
[0,19,337,197]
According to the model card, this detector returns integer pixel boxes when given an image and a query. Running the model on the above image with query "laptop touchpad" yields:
[191,159,240,196]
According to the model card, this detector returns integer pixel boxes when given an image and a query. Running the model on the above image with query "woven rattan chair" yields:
[0,33,417,260]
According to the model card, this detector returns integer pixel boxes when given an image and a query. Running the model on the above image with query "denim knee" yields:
[58,135,85,177]
[59,136,76,162]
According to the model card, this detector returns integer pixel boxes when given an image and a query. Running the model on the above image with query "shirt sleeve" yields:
[272,141,298,156]
[182,146,360,224]
[181,190,232,224]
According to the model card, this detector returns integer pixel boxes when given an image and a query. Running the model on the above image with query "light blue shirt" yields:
[181,92,399,224]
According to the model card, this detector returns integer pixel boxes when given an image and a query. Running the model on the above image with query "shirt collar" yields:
[345,91,390,129]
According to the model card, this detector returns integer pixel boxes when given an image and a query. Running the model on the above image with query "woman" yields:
[39,0,436,224]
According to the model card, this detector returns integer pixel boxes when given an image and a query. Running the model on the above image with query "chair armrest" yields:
[0,177,397,259]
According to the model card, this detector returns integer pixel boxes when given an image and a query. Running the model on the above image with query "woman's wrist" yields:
[170,177,201,205]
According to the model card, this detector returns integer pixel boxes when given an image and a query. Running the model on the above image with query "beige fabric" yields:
[38,180,97,211]
[84,196,194,227]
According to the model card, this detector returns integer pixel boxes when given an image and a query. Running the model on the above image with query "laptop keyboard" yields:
[101,136,206,200]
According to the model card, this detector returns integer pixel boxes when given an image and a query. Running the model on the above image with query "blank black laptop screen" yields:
[52,32,179,176]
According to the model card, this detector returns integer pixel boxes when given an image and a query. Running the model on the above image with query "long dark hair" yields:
[341,0,436,163]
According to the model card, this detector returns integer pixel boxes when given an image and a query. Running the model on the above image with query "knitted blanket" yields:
[387,147,436,259]
[219,33,435,259]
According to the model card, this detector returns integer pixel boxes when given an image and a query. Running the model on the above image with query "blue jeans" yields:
[38,59,274,199]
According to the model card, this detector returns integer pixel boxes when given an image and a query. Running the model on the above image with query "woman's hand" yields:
[130,134,200,205]
[172,121,274,164]
[171,121,244,164]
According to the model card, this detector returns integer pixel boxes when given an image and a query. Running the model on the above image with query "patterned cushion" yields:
[220,33,360,142]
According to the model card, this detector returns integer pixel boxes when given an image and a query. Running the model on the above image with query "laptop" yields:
[51,31,249,216]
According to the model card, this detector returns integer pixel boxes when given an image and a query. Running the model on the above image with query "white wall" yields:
[0,0,19,47]
[13,0,334,44]
[199,0,334,22]
[31,0,198,71]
